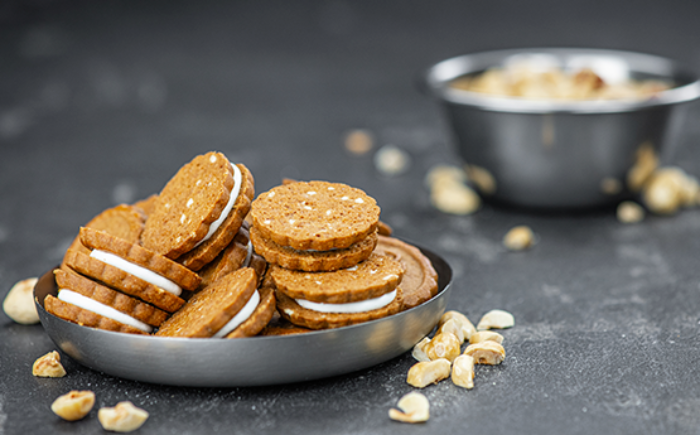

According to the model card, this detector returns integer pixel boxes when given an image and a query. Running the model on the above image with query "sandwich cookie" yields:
[223,269,277,338]
[155,268,271,338]
[198,222,267,289]
[141,152,253,263]
[374,235,438,310]
[273,253,404,329]
[45,268,169,334]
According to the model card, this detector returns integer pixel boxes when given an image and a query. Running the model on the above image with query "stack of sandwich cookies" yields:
[47,227,203,333]
[273,253,404,329]
[249,181,381,272]
[140,151,255,272]
[155,268,274,338]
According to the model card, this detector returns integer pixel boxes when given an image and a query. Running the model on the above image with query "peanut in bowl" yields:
[424,48,700,209]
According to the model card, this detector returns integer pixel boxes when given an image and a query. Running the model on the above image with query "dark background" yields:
[3,1,700,434]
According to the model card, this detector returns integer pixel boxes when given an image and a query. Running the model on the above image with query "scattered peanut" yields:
[32,351,67,378]
[388,392,430,423]
[425,165,466,187]
[436,318,465,344]
[430,178,480,215]
[616,201,645,224]
[627,142,659,193]
[465,164,497,196]
[3,277,39,324]
[424,332,461,363]
[51,390,95,421]
[451,354,475,389]
[438,310,476,341]
[407,359,451,388]
[374,145,410,176]
[411,337,431,362]
[642,168,686,214]
[463,341,506,365]
[503,226,535,251]
[469,330,504,345]
[600,177,622,195]
[476,309,515,330]
[98,401,149,433]
[344,129,374,155]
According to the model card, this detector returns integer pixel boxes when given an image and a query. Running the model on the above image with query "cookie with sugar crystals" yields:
[223,270,276,338]
[177,163,255,271]
[141,151,235,259]
[250,181,380,251]
[155,268,260,338]
[374,235,438,310]
[250,226,377,272]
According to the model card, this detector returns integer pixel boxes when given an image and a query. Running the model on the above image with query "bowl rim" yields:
[424,47,700,114]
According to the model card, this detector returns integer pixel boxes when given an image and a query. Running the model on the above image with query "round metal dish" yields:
[34,245,452,387]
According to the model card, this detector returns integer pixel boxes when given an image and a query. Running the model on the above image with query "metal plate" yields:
[35,246,452,387]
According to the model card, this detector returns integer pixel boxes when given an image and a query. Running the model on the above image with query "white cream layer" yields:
[58,289,153,333]
[242,240,253,268]
[195,162,242,247]
[90,250,182,297]
[213,290,260,338]
[296,289,397,314]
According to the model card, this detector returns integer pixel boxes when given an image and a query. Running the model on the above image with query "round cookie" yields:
[141,151,235,259]
[250,181,381,251]
[224,274,277,338]
[250,227,377,272]
[275,287,403,330]
[177,163,256,271]
[374,235,438,310]
[44,295,148,335]
[154,268,258,338]
[271,253,403,304]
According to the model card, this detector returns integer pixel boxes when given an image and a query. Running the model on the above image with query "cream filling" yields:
[212,290,260,338]
[242,241,254,268]
[58,289,153,333]
[195,163,242,247]
[90,250,182,297]
[296,289,397,314]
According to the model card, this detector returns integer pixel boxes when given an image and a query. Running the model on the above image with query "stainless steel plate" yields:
[35,246,452,387]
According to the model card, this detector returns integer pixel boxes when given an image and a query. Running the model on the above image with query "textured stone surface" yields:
[2,0,700,434]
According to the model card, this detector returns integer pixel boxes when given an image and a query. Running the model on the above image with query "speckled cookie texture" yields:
[79,227,202,291]
[54,268,169,327]
[141,151,235,259]
[198,223,266,289]
[63,249,185,313]
[374,235,438,310]
[44,295,148,335]
[177,163,255,271]
[250,226,378,272]
[154,268,258,338]
[250,181,380,251]
[271,253,403,304]
[224,282,276,339]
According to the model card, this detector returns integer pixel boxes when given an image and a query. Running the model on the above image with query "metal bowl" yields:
[425,48,700,209]
[34,245,452,387]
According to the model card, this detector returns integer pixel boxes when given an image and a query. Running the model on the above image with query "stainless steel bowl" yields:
[425,48,700,209]
[34,244,452,387]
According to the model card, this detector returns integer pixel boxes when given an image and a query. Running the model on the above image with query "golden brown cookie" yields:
[141,151,235,259]
[177,164,255,271]
[271,253,403,304]
[154,268,258,338]
[250,227,377,272]
[198,223,267,289]
[44,295,148,335]
[224,285,276,338]
[79,227,201,291]
[63,249,185,313]
[250,181,380,251]
[275,287,403,330]
[54,268,168,327]
[374,236,438,310]
[62,204,146,267]
[132,194,158,216]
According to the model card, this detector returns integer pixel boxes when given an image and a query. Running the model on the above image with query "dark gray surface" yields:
[2,1,700,434]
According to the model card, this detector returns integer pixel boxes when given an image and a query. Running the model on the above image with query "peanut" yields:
[98,401,149,432]
[411,337,431,362]
[476,309,515,330]
[424,332,461,363]
[617,201,645,224]
[438,310,476,341]
[3,277,39,324]
[32,351,67,378]
[463,341,506,365]
[436,318,465,344]
[469,330,504,345]
[388,392,429,423]
[51,390,95,421]
[451,354,475,389]
[503,226,535,251]
[407,359,451,388]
